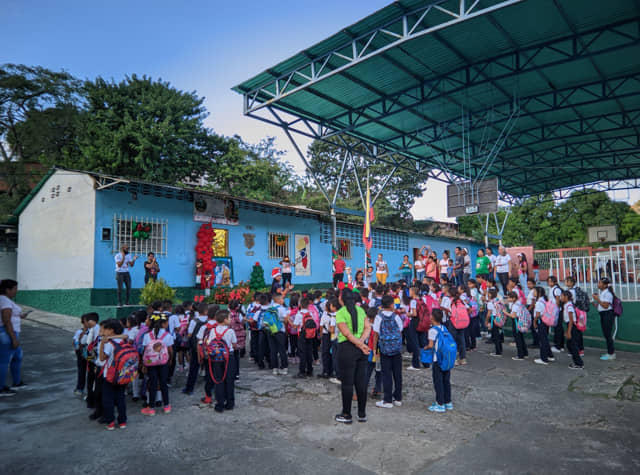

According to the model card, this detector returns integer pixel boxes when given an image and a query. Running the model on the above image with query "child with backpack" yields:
[565,276,588,356]
[268,293,290,375]
[199,309,237,412]
[547,276,565,354]
[228,299,246,381]
[485,289,505,357]
[294,297,317,379]
[372,295,404,408]
[592,277,618,361]
[173,305,190,373]
[405,287,426,371]
[246,293,261,361]
[319,300,334,378]
[100,318,138,430]
[364,306,382,398]
[506,291,530,361]
[466,280,481,351]
[182,303,208,395]
[73,315,88,396]
[287,295,300,360]
[449,288,469,366]
[82,313,101,418]
[561,290,584,370]
[424,308,454,413]
[533,287,555,365]
[141,313,173,415]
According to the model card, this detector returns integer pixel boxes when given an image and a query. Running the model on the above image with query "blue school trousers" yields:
[432,363,451,406]
[365,360,381,394]
[450,325,466,360]
[381,353,402,404]
[537,322,552,362]
[102,381,126,424]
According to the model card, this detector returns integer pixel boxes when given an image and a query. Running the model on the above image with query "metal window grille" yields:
[113,214,168,257]
[337,239,352,260]
[268,233,290,260]
[320,221,408,251]
[549,243,640,301]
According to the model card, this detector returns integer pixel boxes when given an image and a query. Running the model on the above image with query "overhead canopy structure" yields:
[233,0,640,203]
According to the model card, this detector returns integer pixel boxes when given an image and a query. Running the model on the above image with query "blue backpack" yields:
[434,326,457,371]
[378,312,402,356]
[261,307,283,334]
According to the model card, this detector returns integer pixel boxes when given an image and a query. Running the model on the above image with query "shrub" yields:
[139,279,176,306]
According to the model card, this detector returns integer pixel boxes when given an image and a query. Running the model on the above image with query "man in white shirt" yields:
[115,245,138,307]
[494,246,511,295]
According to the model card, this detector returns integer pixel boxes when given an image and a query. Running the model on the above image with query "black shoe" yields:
[335,413,353,424]
[214,405,224,413]
[317,373,329,379]
[530,344,540,349]
[0,387,16,397]
[155,401,162,408]
[224,404,234,410]
[97,417,107,424]
[132,397,140,402]
[11,381,27,389]
[357,415,367,423]
[89,412,100,420]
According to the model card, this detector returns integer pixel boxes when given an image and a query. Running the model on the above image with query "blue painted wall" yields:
[93,188,484,289]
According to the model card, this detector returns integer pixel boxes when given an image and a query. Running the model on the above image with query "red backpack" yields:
[450,301,470,329]
[416,299,431,332]
[105,340,139,385]
[301,312,317,340]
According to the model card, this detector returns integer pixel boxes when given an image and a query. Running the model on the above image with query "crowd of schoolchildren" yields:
[72,267,622,428]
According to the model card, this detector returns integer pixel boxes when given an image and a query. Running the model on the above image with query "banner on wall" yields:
[193,194,239,225]
[294,234,311,276]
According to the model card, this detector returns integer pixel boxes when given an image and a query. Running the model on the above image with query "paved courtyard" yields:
[1,312,639,474]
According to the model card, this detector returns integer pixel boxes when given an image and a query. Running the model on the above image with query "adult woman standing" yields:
[0,280,29,396]
[475,249,491,280]
[398,255,413,283]
[414,253,426,283]
[517,253,529,291]
[335,288,371,424]
[144,252,160,284]
[494,246,512,295]
[279,256,293,288]
[426,255,438,281]
[375,254,389,285]
[592,278,617,361]
[439,251,450,283]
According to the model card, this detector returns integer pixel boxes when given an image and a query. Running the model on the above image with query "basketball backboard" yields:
[588,225,618,244]
[447,178,498,218]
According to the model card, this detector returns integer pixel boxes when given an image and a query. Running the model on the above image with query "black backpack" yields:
[574,286,591,312]
[190,319,206,352]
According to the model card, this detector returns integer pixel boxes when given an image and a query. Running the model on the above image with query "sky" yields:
[2,0,638,220]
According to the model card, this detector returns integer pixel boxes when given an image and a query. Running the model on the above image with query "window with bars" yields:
[268,233,290,259]
[337,239,352,260]
[320,221,408,251]
[113,214,168,257]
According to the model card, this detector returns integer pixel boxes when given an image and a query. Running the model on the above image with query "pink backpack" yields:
[575,308,587,332]
[142,331,169,367]
[541,300,559,327]
[426,294,440,311]
[450,301,470,329]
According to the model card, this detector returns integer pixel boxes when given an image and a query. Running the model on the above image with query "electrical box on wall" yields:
[101,227,111,241]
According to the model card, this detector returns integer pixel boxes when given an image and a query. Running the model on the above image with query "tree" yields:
[305,135,426,225]
[249,262,266,290]
[69,75,213,184]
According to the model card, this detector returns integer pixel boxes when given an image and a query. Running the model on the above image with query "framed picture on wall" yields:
[213,256,234,287]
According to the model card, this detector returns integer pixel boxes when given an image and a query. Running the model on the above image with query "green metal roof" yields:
[233,0,640,201]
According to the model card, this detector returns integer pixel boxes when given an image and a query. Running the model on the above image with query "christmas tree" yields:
[249,261,266,290]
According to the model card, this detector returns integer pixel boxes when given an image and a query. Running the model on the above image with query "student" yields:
[246,293,261,361]
[294,297,316,378]
[485,289,503,357]
[592,278,616,361]
[414,254,426,282]
[448,288,467,365]
[73,315,88,396]
[548,276,565,353]
[425,309,452,413]
[467,280,481,351]
[533,287,555,365]
[287,295,300,359]
[561,290,584,370]
[526,278,540,348]
[280,255,293,288]
[228,299,246,381]
[405,286,424,371]
[446,258,454,284]
[254,293,273,370]
[141,314,173,415]
[364,307,382,398]
[182,303,208,395]
[372,295,403,409]
[83,313,101,417]
[319,301,334,378]
[564,277,584,356]
[269,293,290,375]
[329,299,341,385]
[506,291,529,360]
[200,309,237,412]
[173,306,189,373]
[99,319,128,430]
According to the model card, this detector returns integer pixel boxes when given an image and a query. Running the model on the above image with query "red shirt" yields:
[334,259,346,273]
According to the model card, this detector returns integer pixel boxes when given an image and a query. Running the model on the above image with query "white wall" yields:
[18,171,96,290]
[0,251,17,280]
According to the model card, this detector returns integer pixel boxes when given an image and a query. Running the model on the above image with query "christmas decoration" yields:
[195,223,217,290]
[339,239,349,253]
[275,235,287,246]
[249,261,266,291]
[131,221,151,239]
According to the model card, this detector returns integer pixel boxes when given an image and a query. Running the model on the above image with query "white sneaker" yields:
[272,368,279,375]
[534,358,548,365]
[551,347,561,353]
[393,400,402,407]
[376,401,393,409]
[329,377,341,384]
[281,368,289,375]
[407,366,421,371]
[548,357,555,362]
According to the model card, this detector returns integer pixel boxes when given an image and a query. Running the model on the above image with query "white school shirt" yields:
[597,288,613,312]
[534,298,546,320]
[142,328,175,347]
[188,314,208,334]
[526,288,535,306]
[127,326,140,342]
[511,301,525,316]
[439,259,449,275]
[414,259,425,271]
[563,302,575,324]
[168,313,180,335]
[196,321,217,341]
[330,315,339,341]
[440,296,451,321]
[293,309,311,327]
[275,304,289,323]
[114,253,135,272]
[459,292,469,306]
[372,311,403,333]
[428,324,444,362]
[495,254,511,273]
[320,312,332,334]
[375,260,387,273]
[487,300,497,317]
[0,295,22,333]
[73,329,82,348]
[409,298,417,314]
[204,324,237,353]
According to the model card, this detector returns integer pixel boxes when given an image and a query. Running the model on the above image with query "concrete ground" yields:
[1,309,639,474]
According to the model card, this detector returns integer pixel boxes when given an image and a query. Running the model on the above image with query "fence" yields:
[549,242,640,301]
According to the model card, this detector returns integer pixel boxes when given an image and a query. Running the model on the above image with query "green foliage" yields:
[139,278,176,306]
[249,262,266,291]
[458,191,640,248]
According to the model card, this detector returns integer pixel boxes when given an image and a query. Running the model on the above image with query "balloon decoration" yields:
[195,223,217,289]
[131,221,151,240]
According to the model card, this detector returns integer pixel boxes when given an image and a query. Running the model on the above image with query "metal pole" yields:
[283,127,331,205]
[484,214,490,248]
[331,207,337,251]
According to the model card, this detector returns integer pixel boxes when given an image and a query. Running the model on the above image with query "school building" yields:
[13,168,483,319]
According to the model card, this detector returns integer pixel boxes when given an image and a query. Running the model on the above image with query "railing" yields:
[549,242,640,301]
